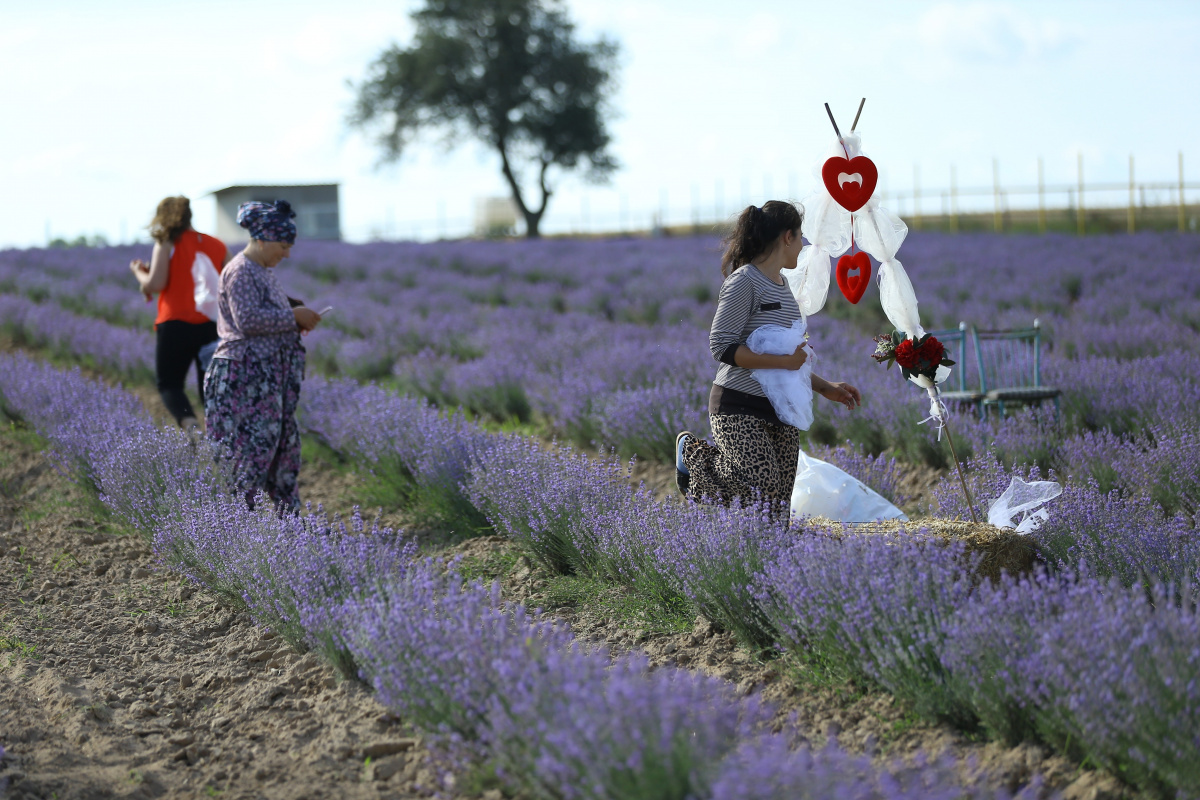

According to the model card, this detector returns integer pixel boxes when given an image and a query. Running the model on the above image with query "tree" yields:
[349,0,619,238]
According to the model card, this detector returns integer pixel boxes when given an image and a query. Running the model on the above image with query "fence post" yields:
[992,158,1002,232]
[1180,152,1187,233]
[691,183,700,234]
[913,164,922,230]
[1128,155,1135,234]
[950,165,959,234]
[1037,157,1047,234]
[713,179,723,226]
[1076,153,1086,236]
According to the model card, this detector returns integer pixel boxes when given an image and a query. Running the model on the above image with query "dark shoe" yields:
[675,431,693,495]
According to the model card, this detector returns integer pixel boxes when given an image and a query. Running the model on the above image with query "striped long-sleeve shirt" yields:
[707,264,802,424]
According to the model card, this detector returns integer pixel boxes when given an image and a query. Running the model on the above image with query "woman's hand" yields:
[779,345,808,370]
[129,259,152,300]
[293,306,321,332]
[816,379,861,410]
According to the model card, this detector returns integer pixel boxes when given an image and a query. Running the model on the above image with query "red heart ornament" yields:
[821,156,879,212]
[836,252,871,304]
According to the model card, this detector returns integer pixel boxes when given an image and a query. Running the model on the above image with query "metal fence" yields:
[343,152,1199,241]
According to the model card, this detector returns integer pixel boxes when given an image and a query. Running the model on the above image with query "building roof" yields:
[207,183,340,197]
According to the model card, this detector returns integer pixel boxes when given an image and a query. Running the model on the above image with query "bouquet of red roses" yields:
[871,330,954,383]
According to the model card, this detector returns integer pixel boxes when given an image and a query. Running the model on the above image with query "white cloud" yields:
[916,1,1077,64]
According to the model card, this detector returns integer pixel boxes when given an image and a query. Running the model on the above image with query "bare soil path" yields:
[0,426,457,800]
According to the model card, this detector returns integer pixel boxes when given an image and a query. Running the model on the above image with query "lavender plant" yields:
[464,435,634,575]
[756,534,978,724]
[485,651,771,800]
[707,736,1041,800]
[942,571,1200,796]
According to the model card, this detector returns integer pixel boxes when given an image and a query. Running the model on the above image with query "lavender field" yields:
[2,232,1199,797]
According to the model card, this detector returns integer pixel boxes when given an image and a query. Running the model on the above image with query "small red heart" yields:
[836,252,871,304]
[821,156,879,212]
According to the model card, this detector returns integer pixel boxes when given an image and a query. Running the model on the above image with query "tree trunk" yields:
[497,142,550,239]
[522,207,544,238]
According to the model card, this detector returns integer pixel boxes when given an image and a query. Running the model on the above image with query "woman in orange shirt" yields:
[129,196,229,429]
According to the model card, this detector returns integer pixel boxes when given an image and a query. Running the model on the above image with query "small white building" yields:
[474,196,519,237]
[212,184,340,243]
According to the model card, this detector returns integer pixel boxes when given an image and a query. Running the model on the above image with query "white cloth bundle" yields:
[746,319,814,430]
[790,450,909,522]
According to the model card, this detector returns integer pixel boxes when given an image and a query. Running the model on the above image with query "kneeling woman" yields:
[678,201,861,508]
[205,200,322,511]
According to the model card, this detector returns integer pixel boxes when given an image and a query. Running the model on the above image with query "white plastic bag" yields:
[192,251,221,322]
[747,319,814,430]
[987,476,1063,534]
[790,450,909,522]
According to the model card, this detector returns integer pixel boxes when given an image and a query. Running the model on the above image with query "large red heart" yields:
[822,156,878,212]
[836,252,871,304]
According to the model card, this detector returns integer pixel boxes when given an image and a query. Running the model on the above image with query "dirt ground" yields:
[0,427,465,800]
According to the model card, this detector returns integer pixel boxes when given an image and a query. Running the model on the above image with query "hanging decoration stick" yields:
[941,417,979,523]
[851,98,866,131]
[824,103,844,143]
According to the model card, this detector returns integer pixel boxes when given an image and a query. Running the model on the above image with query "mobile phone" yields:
[318,306,334,316]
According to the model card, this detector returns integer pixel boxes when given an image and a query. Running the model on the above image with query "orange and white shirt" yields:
[155,231,228,326]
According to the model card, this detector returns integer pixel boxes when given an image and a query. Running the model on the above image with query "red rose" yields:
[916,337,945,369]
[894,338,918,369]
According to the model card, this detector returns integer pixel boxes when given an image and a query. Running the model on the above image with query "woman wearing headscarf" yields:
[129,196,228,429]
[204,200,321,511]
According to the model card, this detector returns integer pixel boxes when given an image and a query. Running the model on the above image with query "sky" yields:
[1,0,1198,247]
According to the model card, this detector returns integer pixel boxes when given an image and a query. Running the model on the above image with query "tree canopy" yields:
[350,0,619,238]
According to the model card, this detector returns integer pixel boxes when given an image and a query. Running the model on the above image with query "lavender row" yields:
[9,233,1198,361]
[0,293,154,381]
[0,351,1044,798]
[296,374,1199,795]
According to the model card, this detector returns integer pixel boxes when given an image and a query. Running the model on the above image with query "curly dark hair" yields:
[148,196,192,244]
[720,200,803,277]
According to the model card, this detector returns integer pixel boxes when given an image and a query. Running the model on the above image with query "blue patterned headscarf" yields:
[236,199,297,244]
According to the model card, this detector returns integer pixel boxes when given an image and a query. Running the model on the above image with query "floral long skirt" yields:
[204,344,304,512]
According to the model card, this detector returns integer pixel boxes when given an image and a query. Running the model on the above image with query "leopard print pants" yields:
[682,413,801,507]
